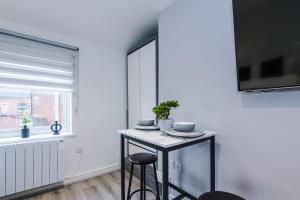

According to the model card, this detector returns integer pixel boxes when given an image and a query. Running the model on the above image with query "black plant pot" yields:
[21,126,30,138]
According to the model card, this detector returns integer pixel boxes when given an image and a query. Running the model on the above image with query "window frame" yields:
[0,88,72,139]
[0,29,78,139]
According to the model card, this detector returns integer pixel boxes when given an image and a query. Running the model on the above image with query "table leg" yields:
[162,150,169,200]
[210,136,215,191]
[121,135,125,200]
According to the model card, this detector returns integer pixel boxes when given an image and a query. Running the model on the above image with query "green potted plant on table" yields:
[21,111,31,138]
[152,100,180,132]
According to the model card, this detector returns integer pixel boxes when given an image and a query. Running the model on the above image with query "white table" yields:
[118,129,216,200]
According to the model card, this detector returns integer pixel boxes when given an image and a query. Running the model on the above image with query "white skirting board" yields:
[64,164,120,185]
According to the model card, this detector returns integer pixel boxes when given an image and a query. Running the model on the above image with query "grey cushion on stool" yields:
[198,191,245,200]
[127,152,160,200]
[129,152,158,165]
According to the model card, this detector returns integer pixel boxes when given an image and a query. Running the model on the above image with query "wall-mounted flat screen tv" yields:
[233,0,300,91]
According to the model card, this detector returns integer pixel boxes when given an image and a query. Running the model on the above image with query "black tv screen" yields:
[233,0,300,91]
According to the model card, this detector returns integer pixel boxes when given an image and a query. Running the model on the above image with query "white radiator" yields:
[0,139,64,197]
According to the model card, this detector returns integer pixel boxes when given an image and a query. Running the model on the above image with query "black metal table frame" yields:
[120,134,215,200]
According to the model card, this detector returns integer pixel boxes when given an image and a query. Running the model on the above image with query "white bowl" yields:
[138,119,155,126]
[173,122,196,132]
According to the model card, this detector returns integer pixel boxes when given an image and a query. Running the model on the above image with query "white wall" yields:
[159,0,300,199]
[0,19,127,179]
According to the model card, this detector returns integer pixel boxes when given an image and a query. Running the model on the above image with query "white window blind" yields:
[0,30,79,91]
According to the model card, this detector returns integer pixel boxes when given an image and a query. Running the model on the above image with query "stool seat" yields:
[127,152,160,200]
[128,153,158,165]
[198,191,245,200]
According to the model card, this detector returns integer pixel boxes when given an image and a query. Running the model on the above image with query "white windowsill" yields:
[0,132,76,145]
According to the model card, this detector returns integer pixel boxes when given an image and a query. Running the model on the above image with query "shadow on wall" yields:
[241,89,300,108]
[175,143,211,193]
[173,145,208,196]
[172,142,227,197]
[217,141,257,198]
[173,142,257,197]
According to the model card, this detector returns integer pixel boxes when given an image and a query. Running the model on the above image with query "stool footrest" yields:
[129,188,159,200]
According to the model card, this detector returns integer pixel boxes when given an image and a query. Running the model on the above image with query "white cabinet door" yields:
[140,40,157,120]
[128,40,157,155]
[128,50,141,128]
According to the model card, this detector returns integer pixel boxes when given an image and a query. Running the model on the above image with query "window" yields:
[0,30,78,138]
[0,88,71,136]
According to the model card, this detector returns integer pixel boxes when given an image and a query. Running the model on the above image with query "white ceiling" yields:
[0,0,175,51]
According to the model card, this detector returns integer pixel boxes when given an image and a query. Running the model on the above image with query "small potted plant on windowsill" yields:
[21,111,31,138]
[152,100,180,132]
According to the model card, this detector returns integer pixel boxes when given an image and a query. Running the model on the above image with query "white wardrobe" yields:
[127,38,157,154]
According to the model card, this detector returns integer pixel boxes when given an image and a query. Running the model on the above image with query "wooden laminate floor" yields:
[25,170,156,200]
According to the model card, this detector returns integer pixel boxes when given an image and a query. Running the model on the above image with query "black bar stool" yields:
[127,152,160,200]
[198,191,245,200]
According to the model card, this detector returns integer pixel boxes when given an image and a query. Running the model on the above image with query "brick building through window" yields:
[0,88,67,134]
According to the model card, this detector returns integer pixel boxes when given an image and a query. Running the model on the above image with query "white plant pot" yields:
[158,119,174,132]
